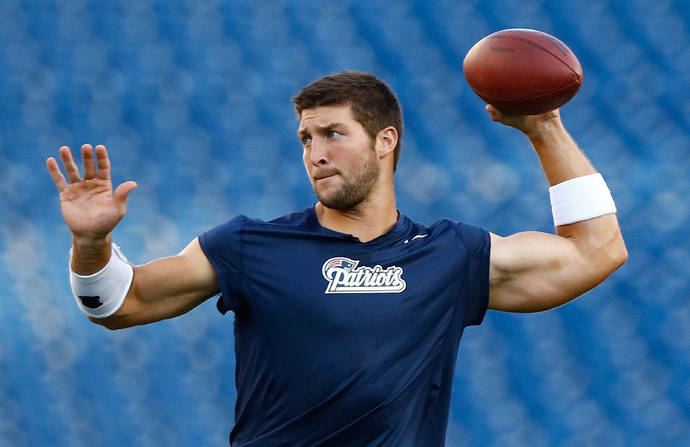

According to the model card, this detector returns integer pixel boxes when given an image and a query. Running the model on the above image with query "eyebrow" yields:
[298,122,346,138]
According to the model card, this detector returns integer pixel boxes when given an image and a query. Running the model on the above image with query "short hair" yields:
[292,70,404,170]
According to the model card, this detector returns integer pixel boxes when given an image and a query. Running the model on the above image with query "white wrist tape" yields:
[549,173,617,226]
[70,242,134,318]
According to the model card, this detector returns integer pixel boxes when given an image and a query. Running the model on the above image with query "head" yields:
[297,103,394,210]
[292,71,404,171]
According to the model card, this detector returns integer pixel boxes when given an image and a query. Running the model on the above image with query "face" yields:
[299,104,380,210]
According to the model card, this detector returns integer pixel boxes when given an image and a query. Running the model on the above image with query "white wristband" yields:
[549,173,617,226]
[70,242,134,318]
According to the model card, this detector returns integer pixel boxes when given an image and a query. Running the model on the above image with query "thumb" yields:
[113,181,138,213]
[486,104,502,121]
[486,104,527,130]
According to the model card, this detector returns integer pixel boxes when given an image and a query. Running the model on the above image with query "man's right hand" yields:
[47,145,219,329]
[47,144,137,273]
[46,144,137,241]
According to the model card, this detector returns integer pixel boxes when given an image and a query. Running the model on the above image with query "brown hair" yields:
[292,70,404,170]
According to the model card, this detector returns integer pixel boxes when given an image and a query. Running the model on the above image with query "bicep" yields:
[488,231,604,313]
[93,238,220,328]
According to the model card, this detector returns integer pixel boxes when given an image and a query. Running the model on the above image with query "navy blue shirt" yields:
[199,206,490,446]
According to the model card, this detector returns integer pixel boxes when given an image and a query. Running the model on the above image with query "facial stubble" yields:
[314,142,379,211]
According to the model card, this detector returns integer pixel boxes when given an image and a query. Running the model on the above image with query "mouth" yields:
[314,172,338,181]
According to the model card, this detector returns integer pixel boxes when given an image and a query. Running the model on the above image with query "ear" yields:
[376,126,398,160]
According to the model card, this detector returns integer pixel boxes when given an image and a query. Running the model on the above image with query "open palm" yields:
[46,144,137,241]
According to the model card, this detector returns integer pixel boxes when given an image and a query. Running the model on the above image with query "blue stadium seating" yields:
[2,0,690,445]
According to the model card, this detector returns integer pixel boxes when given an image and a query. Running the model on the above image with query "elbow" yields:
[86,294,141,330]
[88,315,134,331]
[601,234,628,276]
[579,232,628,282]
[614,242,629,269]
[610,231,628,271]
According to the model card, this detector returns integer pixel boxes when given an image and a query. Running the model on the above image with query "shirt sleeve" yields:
[198,215,247,314]
[455,223,491,327]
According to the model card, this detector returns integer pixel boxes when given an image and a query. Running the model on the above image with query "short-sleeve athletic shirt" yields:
[199,206,490,447]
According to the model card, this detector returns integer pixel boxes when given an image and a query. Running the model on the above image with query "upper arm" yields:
[91,238,220,329]
[488,214,627,313]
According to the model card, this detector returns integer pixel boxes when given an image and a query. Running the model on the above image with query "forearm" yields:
[71,234,112,275]
[69,236,134,320]
[531,119,628,285]
[526,115,622,242]
[526,115,596,186]
[487,108,627,313]
[88,239,220,329]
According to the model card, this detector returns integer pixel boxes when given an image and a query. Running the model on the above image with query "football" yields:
[463,29,583,115]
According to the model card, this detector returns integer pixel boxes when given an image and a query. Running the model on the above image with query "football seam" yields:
[487,34,582,78]
[473,77,581,102]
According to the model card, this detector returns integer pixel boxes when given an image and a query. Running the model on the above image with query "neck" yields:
[315,178,397,243]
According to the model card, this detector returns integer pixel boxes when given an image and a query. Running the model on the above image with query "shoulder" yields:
[198,208,315,272]
[266,207,316,228]
[201,207,319,248]
[206,207,315,235]
[424,218,491,258]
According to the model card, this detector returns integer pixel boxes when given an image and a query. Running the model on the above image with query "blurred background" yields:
[1,0,689,445]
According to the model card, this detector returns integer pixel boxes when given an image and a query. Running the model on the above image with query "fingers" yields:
[94,145,111,181]
[46,156,69,192]
[60,145,82,184]
[485,105,502,122]
[485,104,528,130]
[82,144,96,180]
[49,144,112,186]
[83,144,112,181]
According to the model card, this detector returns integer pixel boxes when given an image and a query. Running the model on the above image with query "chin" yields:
[316,193,366,211]
[315,194,339,209]
[313,184,341,205]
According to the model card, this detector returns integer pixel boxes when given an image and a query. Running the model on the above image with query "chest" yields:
[237,238,469,338]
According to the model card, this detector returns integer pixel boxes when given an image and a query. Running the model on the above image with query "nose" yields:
[308,137,328,166]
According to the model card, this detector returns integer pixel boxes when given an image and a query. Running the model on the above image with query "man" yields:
[46,71,627,446]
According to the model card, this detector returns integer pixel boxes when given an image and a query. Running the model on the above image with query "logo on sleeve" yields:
[321,257,406,294]
[78,295,103,309]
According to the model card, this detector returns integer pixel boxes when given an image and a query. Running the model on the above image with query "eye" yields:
[301,136,312,146]
[327,130,341,139]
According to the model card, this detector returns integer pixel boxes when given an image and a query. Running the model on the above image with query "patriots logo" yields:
[321,257,406,294]
[323,257,358,271]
